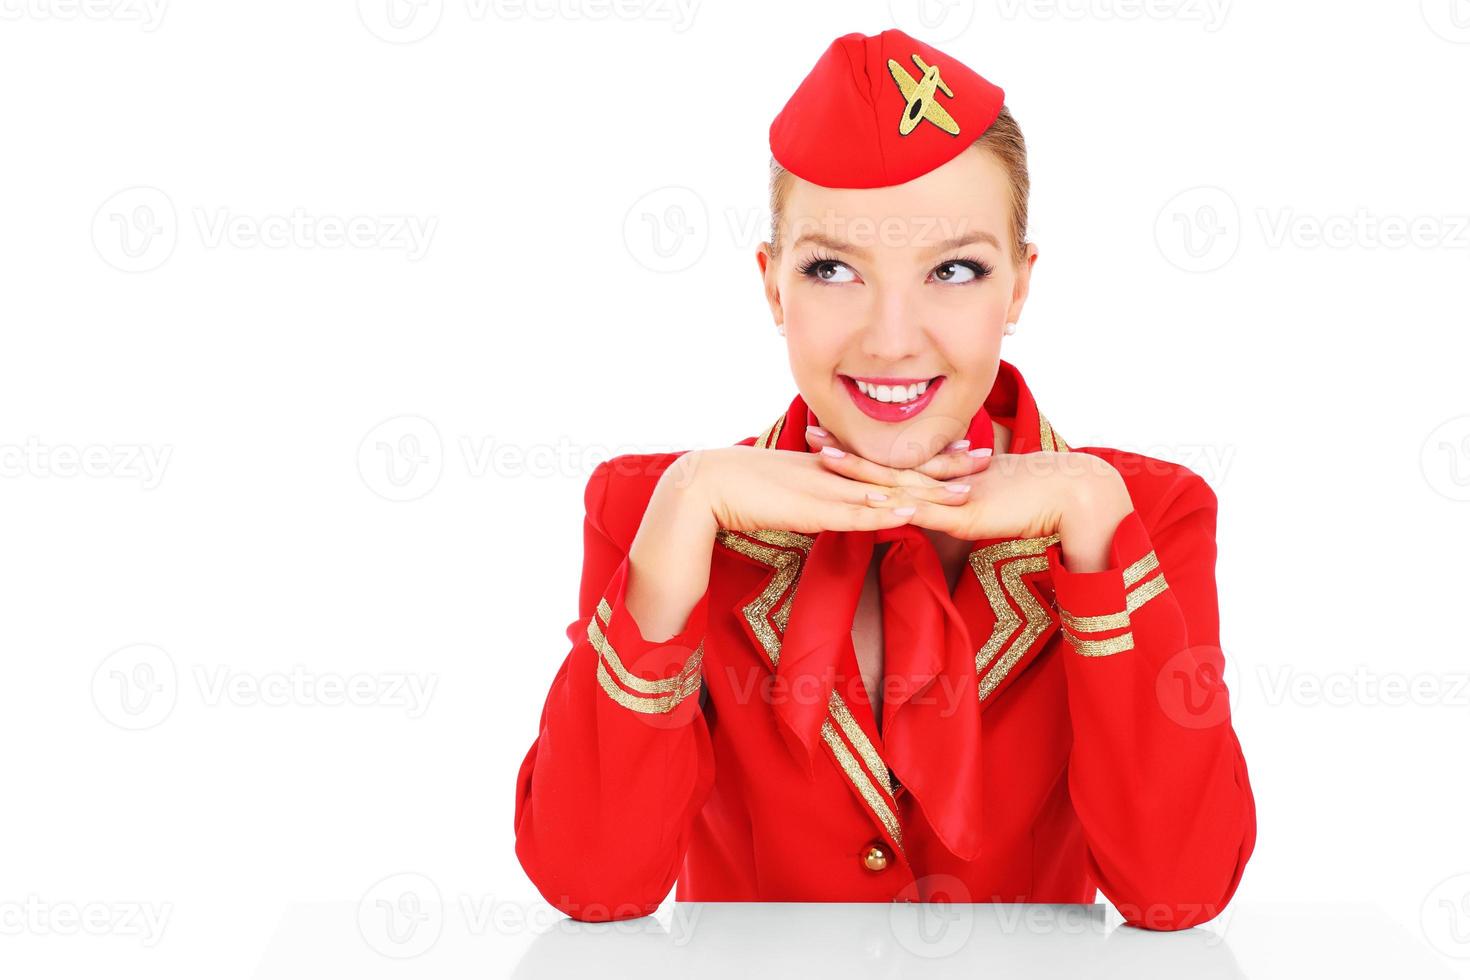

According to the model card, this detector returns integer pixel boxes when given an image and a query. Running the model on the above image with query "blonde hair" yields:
[767,104,1030,267]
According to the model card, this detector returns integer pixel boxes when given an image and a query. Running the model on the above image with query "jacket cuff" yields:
[1046,509,1168,658]
[586,556,710,723]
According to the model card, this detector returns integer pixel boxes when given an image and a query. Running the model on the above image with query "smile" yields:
[840,374,945,422]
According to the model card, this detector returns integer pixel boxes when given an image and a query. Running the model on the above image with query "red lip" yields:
[848,375,932,386]
[840,375,943,422]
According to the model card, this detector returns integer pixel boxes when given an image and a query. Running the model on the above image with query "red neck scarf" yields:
[745,359,1047,863]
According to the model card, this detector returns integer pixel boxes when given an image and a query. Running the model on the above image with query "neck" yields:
[992,418,1013,455]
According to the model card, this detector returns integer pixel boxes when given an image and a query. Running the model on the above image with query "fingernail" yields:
[820,445,845,458]
[893,506,916,517]
[945,439,970,452]
[967,447,993,458]
[806,425,827,438]
[944,483,971,494]
[866,491,888,502]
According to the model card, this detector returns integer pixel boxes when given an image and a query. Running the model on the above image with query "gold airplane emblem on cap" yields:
[886,53,960,137]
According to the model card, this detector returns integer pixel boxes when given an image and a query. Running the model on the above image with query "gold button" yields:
[862,844,889,872]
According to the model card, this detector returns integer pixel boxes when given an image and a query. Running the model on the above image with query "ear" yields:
[756,242,784,325]
[1005,242,1039,325]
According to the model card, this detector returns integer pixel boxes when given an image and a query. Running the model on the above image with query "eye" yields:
[798,254,858,284]
[931,258,994,284]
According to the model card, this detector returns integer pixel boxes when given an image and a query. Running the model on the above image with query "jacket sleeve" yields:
[512,457,716,922]
[1043,467,1256,931]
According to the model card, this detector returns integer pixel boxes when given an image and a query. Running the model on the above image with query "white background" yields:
[3,0,1469,976]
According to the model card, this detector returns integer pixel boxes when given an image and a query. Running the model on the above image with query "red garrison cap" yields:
[769,29,1005,189]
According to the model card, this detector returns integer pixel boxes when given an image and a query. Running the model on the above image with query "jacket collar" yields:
[714,359,1070,863]
[745,358,1070,456]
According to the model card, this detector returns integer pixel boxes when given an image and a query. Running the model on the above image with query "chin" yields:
[852,426,942,470]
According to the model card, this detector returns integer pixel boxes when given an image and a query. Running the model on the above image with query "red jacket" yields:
[513,359,1256,930]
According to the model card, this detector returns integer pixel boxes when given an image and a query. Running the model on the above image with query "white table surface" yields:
[241,899,1461,978]
[5,897,1459,977]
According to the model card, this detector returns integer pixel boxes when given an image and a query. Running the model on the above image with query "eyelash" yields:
[796,252,995,284]
[934,256,994,283]
[795,251,842,281]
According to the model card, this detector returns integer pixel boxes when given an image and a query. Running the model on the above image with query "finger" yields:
[913,447,995,482]
[899,479,976,506]
[844,478,963,515]
[826,500,916,532]
[803,424,850,456]
[809,468,911,508]
[815,444,944,490]
[898,496,971,538]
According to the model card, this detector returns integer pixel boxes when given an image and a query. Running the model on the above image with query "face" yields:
[756,147,1038,470]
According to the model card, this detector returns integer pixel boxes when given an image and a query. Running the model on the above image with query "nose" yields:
[858,280,927,364]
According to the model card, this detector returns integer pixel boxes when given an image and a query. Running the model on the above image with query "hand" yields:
[625,437,985,645]
[803,422,1002,532]
[657,442,970,538]
[811,434,1130,544]
[803,424,995,484]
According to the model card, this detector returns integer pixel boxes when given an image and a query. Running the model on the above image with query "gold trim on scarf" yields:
[715,414,904,858]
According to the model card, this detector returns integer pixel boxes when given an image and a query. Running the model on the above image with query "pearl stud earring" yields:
[1003,321,1017,335]
[777,324,786,336]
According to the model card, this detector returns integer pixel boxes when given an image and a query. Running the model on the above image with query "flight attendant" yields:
[513,28,1256,931]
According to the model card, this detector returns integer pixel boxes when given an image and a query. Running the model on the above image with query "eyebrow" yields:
[791,229,1001,256]
[928,230,1002,253]
[792,232,872,257]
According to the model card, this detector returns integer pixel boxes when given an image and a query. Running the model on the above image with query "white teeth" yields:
[855,379,929,403]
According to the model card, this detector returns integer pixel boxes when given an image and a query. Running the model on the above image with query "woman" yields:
[513,28,1256,931]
